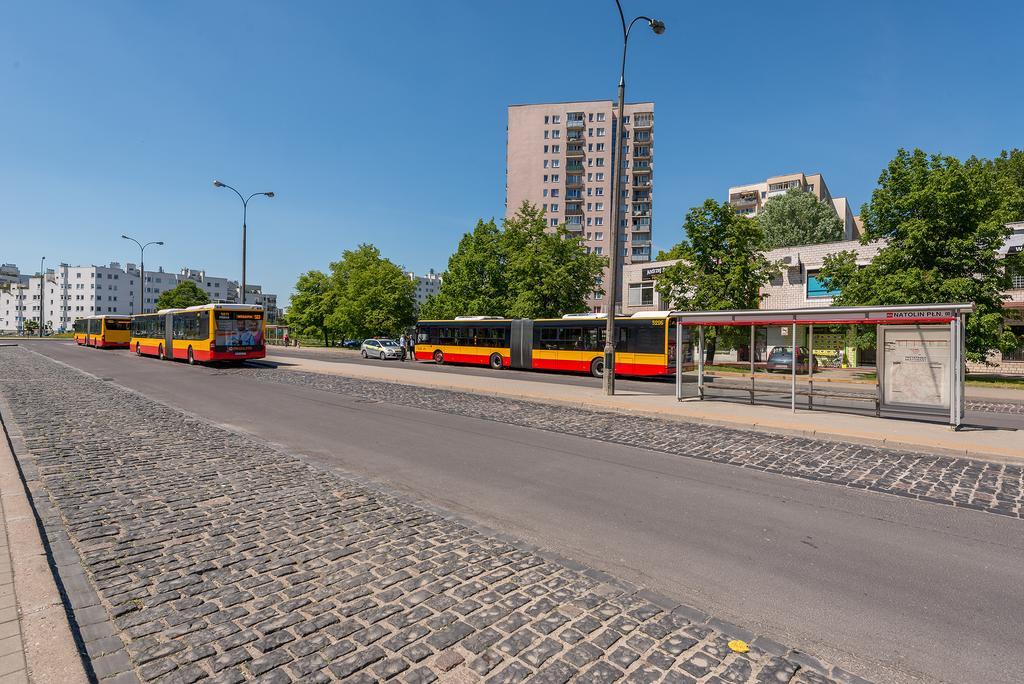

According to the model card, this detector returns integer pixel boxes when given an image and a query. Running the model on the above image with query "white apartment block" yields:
[0,261,280,333]
[507,100,655,312]
[728,172,861,240]
[407,269,442,309]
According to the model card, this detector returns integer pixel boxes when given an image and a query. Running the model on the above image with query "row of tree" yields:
[283,148,1023,361]
[285,203,607,345]
[653,149,1024,361]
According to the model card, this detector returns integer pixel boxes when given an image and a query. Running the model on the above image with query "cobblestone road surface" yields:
[233,368,1024,521]
[0,348,862,683]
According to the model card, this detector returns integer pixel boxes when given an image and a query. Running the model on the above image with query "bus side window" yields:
[617,326,630,352]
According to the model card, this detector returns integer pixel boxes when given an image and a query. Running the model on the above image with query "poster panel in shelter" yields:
[879,325,950,411]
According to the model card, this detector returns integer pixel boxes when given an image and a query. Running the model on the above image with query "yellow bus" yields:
[73,315,132,349]
[415,313,685,378]
[130,304,266,364]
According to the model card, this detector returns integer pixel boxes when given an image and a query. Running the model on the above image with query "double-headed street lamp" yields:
[603,1,665,396]
[122,235,164,314]
[213,180,274,304]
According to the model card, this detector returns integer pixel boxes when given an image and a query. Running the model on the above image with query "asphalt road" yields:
[20,341,1024,683]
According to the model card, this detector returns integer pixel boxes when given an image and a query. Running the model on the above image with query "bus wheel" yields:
[489,353,503,370]
[433,350,444,365]
[187,347,196,365]
[590,357,604,378]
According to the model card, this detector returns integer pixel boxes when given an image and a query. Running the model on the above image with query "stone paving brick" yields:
[234,366,1024,520]
[0,347,858,682]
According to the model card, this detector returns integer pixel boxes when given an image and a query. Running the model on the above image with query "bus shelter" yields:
[670,303,974,429]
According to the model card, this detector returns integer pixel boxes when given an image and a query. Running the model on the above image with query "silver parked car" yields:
[360,338,402,360]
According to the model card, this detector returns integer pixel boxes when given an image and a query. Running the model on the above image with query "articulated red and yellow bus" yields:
[73,315,132,348]
[130,304,266,364]
[414,313,684,378]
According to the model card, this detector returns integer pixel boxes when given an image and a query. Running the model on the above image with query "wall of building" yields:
[0,261,280,332]
[506,100,655,312]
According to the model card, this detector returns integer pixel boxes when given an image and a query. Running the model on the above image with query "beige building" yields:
[728,172,860,240]
[506,100,655,311]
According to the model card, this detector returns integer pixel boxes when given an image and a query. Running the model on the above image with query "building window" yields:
[806,272,839,298]
[628,281,655,306]
[596,158,605,167]
[543,189,548,197]
[544,130,549,139]
[551,189,559,197]
[544,115,549,124]
[597,113,605,122]
[595,232,603,240]
[550,218,558,227]
[552,115,561,124]
[552,144,560,153]
[595,247,603,255]
[550,204,558,212]
[595,218,604,226]
[551,130,560,139]
[551,174,559,183]
[543,145,548,153]
[551,159,559,168]
[596,128,606,137]
[596,143,605,152]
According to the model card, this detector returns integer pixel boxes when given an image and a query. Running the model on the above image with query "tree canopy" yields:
[326,244,416,340]
[287,270,336,347]
[288,245,416,345]
[155,280,211,310]
[819,148,1024,361]
[656,199,779,360]
[421,202,606,319]
[758,188,845,249]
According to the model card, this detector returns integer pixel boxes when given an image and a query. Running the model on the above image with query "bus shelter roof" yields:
[668,303,974,327]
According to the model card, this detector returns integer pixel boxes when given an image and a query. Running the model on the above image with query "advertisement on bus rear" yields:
[214,311,264,350]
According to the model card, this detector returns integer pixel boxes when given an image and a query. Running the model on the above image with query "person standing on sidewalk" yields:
[399,333,408,361]
[407,333,416,361]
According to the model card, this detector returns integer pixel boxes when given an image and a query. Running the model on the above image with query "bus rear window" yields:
[106,319,131,330]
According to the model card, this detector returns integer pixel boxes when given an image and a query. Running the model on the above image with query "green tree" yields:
[758,188,845,249]
[155,280,210,309]
[656,199,779,361]
[422,202,606,319]
[819,148,1024,362]
[326,244,416,340]
[420,219,506,320]
[23,319,38,335]
[287,270,337,347]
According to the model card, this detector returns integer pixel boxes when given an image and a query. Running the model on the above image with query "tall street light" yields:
[603,1,665,396]
[38,256,45,337]
[213,180,274,304]
[122,235,164,314]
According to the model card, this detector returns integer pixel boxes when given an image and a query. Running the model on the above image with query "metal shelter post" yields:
[749,325,755,405]
[791,321,797,412]
[675,320,683,401]
[807,325,814,411]
[950,315,964,430]
[875,324,882,417]
[697,326,705,401]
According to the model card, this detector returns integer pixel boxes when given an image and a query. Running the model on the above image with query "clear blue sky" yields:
[3,1,1022,307]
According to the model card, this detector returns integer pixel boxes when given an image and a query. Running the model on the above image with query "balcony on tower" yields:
[632,112,653,129]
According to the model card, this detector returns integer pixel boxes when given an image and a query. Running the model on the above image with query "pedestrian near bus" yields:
[407,333,415,361]
[399,333,408,361]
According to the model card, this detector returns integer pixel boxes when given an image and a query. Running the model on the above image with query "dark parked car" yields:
[341,339,362,349]
[766,346,816,374]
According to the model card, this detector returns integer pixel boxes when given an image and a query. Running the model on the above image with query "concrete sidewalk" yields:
[264,353,1024,462]
[0,402,88,683]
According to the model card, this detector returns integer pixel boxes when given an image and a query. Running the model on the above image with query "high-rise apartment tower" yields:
[506,100,654,312]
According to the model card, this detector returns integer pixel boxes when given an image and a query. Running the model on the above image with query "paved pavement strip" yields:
[234,367,1024,522]
[0,348,868,683]
[0,394,88,681]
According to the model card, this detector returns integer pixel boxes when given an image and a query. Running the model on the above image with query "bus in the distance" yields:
[73,315,132,348]
[130,303,266,364]
[415,312,684,378]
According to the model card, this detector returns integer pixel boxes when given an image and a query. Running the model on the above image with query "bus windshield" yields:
[214,311,264,348]
[106,319,131,331]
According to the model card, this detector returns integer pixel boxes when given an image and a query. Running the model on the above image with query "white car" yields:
[360,338,402,360]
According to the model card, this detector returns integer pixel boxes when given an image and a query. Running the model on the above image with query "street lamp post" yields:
[603,1,665,395]
[121,236,164,314]
[213,181,274,304]
[38,256,45,337]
